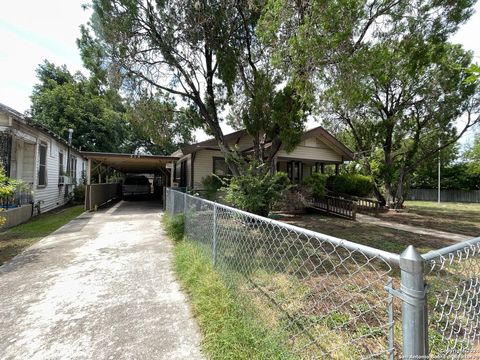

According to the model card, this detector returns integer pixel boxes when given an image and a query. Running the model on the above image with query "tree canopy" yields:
[260,0,480,206]
[82,0,308,173]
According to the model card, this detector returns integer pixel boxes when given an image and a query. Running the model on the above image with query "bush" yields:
[163,213,185,242]
[73,184,86,204]
[223,159,290,216]
[302,172,328,198]
[201,174,228,200]
[327,174,374,197]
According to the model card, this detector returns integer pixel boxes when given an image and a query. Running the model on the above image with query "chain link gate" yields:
[166,188,480,359]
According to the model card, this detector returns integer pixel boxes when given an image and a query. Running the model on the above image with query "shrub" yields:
[327,174,374,197]
[201,174,228,200]
[163,213,185,242]
[223,158,290,216]
[302,172,328,198]
[73,184,86,204]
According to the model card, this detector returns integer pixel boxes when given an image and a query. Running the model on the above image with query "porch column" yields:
[335,164,339,175]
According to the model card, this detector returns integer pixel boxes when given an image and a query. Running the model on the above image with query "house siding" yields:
[277,145,342,162]
[193,149,221,188]
[1,111,86,214]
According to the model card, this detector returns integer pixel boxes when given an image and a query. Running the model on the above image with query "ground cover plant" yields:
[0,205,84,265]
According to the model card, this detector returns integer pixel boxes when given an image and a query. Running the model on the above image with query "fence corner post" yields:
[400,245,428,358]
[212,202,217,266]
[183,191,187,214]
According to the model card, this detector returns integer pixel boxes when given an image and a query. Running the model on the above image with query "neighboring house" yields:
[0,103,86,214]
[169,126,354,189]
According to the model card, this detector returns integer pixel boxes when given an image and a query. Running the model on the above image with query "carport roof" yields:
[81,152,178,173]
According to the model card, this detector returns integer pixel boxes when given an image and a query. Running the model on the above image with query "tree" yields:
[126,93,196,155]
[30,61,130,152]
[82,0,307,174]
[260,0,479,207]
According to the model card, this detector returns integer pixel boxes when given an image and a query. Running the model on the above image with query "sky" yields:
[0,1,479,143]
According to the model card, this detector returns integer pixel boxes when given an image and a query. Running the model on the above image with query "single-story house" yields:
[0,102,86,218]
[169,127,354,189]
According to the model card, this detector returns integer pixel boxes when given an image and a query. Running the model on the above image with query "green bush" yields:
[73,184,86,204]
[327,174,373,197]
[302,172,328,198]
[163,214,185,242]
[223,159,290,216]
[201,174,227,200]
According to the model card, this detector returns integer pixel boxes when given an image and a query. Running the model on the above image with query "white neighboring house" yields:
[0,102,86,214]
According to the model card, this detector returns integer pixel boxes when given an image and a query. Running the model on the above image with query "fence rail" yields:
[166,188,480,359]
[407,188,480,203]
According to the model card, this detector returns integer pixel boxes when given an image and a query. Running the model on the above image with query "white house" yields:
[0,103,86,216]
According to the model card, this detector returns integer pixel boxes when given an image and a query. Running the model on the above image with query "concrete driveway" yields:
[0,200,204,360]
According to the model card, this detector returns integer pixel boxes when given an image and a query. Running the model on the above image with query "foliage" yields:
[201,175,227,201]
[73,184,86,204]
[327,174,374,198]
[463,132,480,174]
[173,241,293,359]
[84,1,306,172]
[302,172,328,198]
[465,63,480,85]
[126,93,196,155]
[30,61,130,152]
[163,214,185,243]
[223,158,290,216]
[0,166,17,201]
[260,0,479,207]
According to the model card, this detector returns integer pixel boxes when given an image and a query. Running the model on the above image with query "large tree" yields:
[30,60,130,152]
[260,0,479,206]
[82,0,307,174]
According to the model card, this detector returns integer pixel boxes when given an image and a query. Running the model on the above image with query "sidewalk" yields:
[0,200,204,360]
[356,213,471,242]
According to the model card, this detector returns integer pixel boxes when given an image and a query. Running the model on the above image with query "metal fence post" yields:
[400,245,428,358]
[171,189,175,214]
[212,202,217,266]
[183,191,187,214]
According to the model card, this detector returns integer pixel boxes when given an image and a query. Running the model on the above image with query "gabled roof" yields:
[174,126,354,161]
[0,102,82,152]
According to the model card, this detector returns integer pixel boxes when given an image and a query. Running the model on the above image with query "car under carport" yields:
[81,152,178,211]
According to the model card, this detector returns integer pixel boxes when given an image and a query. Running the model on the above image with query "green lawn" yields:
[0,205,84,265]
[378,201,480,237]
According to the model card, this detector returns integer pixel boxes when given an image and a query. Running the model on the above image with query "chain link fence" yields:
[166,188,480,359]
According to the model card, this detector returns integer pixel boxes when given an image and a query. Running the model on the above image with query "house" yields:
[169,126,354,189]
[0,103,86,220]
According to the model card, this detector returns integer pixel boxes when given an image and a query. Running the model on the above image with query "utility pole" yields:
[437,139,441,204]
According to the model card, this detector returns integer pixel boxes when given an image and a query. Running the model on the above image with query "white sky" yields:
[0,1,479,143]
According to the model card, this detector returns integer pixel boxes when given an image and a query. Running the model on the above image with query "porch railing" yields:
[0,184,33,210]
[307,195,357,220]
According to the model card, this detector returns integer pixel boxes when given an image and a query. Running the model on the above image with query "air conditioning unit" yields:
[58,176,71,185]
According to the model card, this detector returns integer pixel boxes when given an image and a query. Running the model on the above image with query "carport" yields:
[81,152,178,211]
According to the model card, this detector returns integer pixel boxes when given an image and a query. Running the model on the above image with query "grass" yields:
[379,201,480,237]
[0,205,84,265]
[280,212,455,254]
[163,214,294,360]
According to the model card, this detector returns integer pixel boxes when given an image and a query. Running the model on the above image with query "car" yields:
[122,175,151,198]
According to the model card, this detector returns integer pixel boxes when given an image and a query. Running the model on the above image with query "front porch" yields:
[276,158,341,184]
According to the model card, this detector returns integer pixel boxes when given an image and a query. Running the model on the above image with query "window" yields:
[213,157,231,176]
[70,156,77,184]
[58,152,64,184]
[38,143,47,186]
